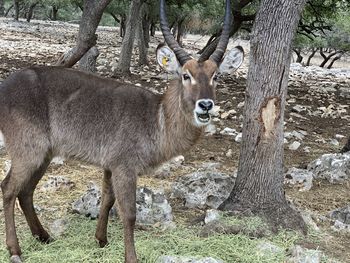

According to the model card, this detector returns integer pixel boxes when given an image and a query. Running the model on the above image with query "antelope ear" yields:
[156,43,180,73]
[219,46,244,74]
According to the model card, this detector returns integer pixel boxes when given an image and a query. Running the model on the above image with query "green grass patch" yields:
[0,216,305,263]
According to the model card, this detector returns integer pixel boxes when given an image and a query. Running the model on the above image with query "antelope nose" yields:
[198,99,214,111]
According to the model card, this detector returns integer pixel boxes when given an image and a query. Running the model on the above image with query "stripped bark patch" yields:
[260,97,280,139]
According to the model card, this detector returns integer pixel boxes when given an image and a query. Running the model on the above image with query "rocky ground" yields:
[0,18,349,263]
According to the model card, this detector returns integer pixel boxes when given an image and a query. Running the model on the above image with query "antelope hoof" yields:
[35,234,54,244]
[97,239,108,248]
[10,255,22,263]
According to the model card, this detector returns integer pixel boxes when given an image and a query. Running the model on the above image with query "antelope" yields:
[0,0,243,262]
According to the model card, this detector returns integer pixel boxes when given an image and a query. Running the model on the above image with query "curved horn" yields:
[201,0,232,64]
[159,0,192,65]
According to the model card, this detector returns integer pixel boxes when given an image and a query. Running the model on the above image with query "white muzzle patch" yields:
[193,99,215,126]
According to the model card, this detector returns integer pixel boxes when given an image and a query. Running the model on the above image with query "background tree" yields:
[219,0,308,233]
[0,0,4,16]
[115,0,144,74]
[55,0,112,68]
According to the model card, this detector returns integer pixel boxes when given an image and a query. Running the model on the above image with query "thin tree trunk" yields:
[327,53,342,69]
[306,48,316,66]
[176,18,185,47]
[13,0,19,20]
[5,4,13,17]
[137,4,148,66]
[319,48,340,68]
[0,0,4,16]
[55,0,112,67]
[120,14,126,37]
[51,5,58,20]
[26,2,37,22]
[340,137,350,153]
[293,48,303,63]
[219,0,307,234]
[115,0,143,74]
[150,22,156,36]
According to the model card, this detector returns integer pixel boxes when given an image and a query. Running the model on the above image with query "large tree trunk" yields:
[219,0,307,234]
[0,0,4,16]
[55,0,112,67]
[115,0,143,74]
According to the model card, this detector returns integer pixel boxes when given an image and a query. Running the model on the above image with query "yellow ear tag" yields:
[162,56,169,66]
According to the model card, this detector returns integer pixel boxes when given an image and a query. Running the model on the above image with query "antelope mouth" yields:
[195,111,211,125]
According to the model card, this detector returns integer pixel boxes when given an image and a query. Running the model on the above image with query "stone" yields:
[284,167,313,191]
[136,187,173,226]
[287,245,322,263]
[235,133,242,143]
[157,256,223,263]
[307,153,350,183]
[171,171,235,209]
[72,183,101,219]
[41,176,75,191]
[331,220,350,233]
[289,141,301,151]
[3,159,11,175]
[49,218,69,237]
[220,127,237,136]
[204,209,221,224]
[329,139,339,146]
[329,205,350,225]
[226,149,233,158]
[154,155,185,178]
[72,184,173,226]
[0,132,4,148]
[256,241,284,254]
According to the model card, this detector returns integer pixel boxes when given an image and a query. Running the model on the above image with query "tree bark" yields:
[4,4,13,17]
[0,0,4,16]
[319,48,340,68]
[219,0,307,234]
[13,0,19,20]
[306,48,317,66]
[79,46,100,72]
[120,14,126,37]
[51,5,58,21]
[293,48,303,63]
[198,0,255,59]
[55,0,112,67]
[26,2,37,22]
[115,0,143,74]
[340,137,350,153]
[327,53,342,69]
[137,4,148,66]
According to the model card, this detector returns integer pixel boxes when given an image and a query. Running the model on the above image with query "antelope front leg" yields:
[95,170,116,247]
[111,167,137,263]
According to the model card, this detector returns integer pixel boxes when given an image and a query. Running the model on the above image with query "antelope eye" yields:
[182,74,191,81]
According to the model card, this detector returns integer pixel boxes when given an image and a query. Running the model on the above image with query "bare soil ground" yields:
[0,18,349,262]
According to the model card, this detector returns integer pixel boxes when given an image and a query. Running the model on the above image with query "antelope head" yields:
[157,0,244,127]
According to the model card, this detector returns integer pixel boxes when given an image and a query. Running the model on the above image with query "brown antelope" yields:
[0,0,243,262]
